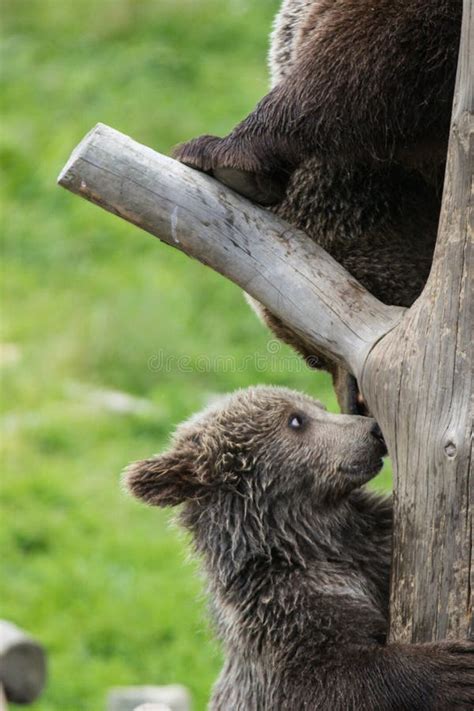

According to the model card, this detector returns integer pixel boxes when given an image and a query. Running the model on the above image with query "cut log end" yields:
[0,621,47,704]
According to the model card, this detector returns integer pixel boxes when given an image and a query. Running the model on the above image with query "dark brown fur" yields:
[173,0,462,413]
[126,386,474,709]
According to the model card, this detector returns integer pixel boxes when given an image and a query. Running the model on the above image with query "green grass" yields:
[1,2,391,709]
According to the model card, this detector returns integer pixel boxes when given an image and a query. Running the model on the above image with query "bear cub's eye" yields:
[288,413,306,430]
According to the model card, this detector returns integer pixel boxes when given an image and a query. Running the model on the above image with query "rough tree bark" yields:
[58,2,472,644]
[363,1,473,642]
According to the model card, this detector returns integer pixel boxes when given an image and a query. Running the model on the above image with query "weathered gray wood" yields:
[0,621,47,704]
[57,124,402,381]
[362,0,473,642]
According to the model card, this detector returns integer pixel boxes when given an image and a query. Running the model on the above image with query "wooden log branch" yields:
[57,0,472,648]
[57,124,403,381]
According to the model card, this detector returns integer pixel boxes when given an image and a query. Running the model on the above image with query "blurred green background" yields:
[1,1,391,709]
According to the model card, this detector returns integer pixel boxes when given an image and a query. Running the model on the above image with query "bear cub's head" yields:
[125,386,386,513]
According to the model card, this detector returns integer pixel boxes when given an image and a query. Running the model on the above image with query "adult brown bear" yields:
[174,0,462,413]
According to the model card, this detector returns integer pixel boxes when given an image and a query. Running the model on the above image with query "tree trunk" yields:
[363,1,473,642]
[57,1,473,645]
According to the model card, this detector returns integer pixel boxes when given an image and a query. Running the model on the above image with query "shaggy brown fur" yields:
[126,386,474,710]
[173,0,461,413]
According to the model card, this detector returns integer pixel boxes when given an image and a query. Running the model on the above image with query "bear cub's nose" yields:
[370,422,387,454]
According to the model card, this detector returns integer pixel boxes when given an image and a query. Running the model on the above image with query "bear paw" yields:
[173,134,287,206]
[435,640,474,709]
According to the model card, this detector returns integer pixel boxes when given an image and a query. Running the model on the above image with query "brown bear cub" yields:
[126,386,473,710]
[174,0,462,413]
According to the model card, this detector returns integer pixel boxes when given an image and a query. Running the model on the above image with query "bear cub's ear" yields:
[124,447,200,507]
